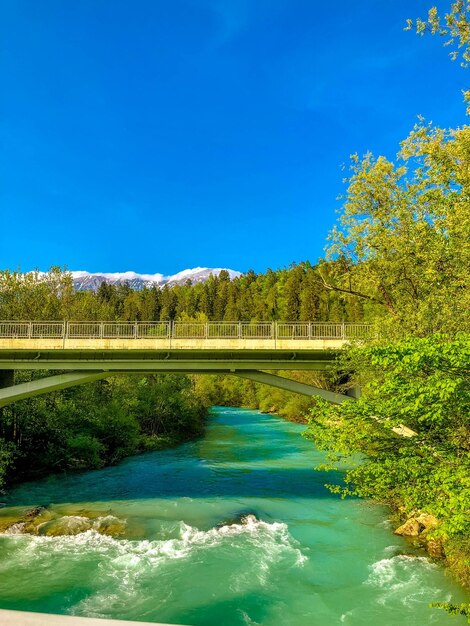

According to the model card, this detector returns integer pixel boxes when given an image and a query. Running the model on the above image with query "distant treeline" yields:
[0,262,373,323]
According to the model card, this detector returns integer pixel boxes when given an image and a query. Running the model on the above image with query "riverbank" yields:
[274,400,470,593]
[389,508,470,592]
[259,402,470,593]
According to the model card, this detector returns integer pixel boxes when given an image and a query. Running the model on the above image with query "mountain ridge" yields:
[70,267,242,291]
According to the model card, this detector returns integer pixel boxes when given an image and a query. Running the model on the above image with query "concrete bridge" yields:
[0,321,372,407]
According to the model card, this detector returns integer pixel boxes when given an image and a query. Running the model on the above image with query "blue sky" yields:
[1,0,467,274]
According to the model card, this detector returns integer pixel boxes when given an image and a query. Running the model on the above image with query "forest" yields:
[0,260,369,324]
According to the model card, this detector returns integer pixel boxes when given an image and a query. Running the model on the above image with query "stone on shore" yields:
[394,518,421,537]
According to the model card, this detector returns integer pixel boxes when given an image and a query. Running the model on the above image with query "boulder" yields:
[40,514,127,537]
[0,515,26,533]
[41,515,93,536]
[22,508,54,533]
[216,510,259,528]
[415,513,439,531]
[394,518,421,537]
[24,505,48,518]
[2,505,53,535]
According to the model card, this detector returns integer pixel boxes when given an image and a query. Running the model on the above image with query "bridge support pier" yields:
[346,384,361,399]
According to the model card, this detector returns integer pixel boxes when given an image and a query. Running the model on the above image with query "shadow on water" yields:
[0,587,93,616]
[197,440,303,463]
[4,464,345,507]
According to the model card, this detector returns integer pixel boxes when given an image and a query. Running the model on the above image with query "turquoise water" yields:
[0,407,467,625]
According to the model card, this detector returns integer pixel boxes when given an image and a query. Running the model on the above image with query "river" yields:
[0,406,467,625]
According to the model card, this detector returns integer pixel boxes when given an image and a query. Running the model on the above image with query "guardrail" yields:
[0,321,373,340]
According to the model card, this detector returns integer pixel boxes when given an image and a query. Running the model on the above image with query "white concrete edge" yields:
[0,609,188,626]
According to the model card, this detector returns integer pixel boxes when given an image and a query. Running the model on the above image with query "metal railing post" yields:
[134,322,138,339]
[63,321,69,348]
[341,321,345,340]
[99,322,104,339]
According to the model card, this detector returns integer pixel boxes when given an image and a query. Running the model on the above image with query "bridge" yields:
[0,321,372,407]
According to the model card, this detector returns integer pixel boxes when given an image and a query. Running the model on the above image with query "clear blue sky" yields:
[1,0,467,274]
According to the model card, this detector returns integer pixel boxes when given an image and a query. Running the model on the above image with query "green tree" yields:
[304,334,470,580]
[406,1,470,109]
[318,124,470,338]
[159,285,178,320]
[299,268,320,321]
[282,264,304,321]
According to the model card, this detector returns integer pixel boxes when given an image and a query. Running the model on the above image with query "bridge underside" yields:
[0,369,351,408]
[0,347,352,408]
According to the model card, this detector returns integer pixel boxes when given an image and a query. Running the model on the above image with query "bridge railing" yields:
[277,322,374,340]
[0,321,373,340]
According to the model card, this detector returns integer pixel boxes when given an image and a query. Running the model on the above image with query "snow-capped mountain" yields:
[71,268,241,291]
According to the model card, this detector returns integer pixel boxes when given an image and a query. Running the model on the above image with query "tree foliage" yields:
[406,1,470,111]
[321,123,470,338]
[304,334,470,549]
[406,1,470,65]
[429,602,470,621]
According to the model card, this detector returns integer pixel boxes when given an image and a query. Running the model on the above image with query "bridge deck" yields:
[0,336,347,351]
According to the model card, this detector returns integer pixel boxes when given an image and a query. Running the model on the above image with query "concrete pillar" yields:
[346,384,361,399]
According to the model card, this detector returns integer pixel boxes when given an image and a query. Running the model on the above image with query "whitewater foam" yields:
[0,515,306,618]
[365,554,440,607]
